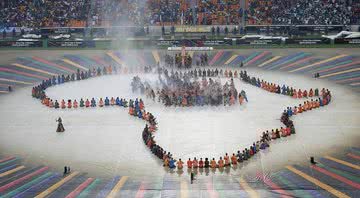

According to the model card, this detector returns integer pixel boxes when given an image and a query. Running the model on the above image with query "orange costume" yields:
[99,98,104,107]
[73,100,78,108]
[224,154,230,166]
[49,100,54,108]
[142,111,146,120]
[303,102,308,111]
[67,100,72,108]
[46,98,51,107]
[323,98,328,106]
[192,159,198,168]
[239,95,244,105]
[309,89,314,97]
[311,100,316,109]
[298,105,303,113]
[307,101,312,110]
[44,98,50,106]
[61,99,66,109]
[286,127,291,136]
[177,160,184,169]
[163,158,169,167]
[85,99,90,107]
[303,90,308,98]
[297,89,303,98]
[210,159,217,168]
[218,158,224,168]
[110,97,115,105]
[231,154,237,165]
[129,107,134,115]
[292,91,297,99]
[139,101,144,110]
[187,159,193,169]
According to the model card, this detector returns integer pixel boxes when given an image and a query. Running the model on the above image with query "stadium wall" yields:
[0,38,359,50]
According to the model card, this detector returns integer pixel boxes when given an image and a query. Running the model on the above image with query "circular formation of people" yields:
[31,64,332,173]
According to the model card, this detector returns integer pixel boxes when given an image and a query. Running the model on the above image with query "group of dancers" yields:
[132,68,249,107]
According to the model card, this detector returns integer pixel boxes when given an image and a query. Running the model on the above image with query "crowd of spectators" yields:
[0,0,90,28]
[0,0,359,28]
[247,0,355,25]
[93,0,242,26]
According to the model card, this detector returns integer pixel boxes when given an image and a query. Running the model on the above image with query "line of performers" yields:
[240,70,329,100]
[31,64,156,105]
[140,72,332,170]
[31,65,121,102]
[40,97,144,109]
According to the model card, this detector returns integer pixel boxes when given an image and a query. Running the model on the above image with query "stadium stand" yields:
[247,0,353,25]
[1,0,358,28]
[0,0,90,28]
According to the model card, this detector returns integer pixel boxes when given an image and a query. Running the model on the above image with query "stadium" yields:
[0,0,359,197]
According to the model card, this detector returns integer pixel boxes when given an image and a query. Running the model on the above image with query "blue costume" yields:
[116,97,121,106]
[105,97,110,106]
[61,75,65,84]
[169,159,176,169]
[282,85,287,95]
[196,95,201,106]
[256,80,261,87]
[52,76,56,85]
[319,98,323,106]
[135,99,139,107]
[287,107,293,117]
[241,90,248,102]
[135,99,140,111]
[119,99,124,106]
[252,143,257,154]
[91,98,96,107]
[138,110,143,118]
[260,142,268,150]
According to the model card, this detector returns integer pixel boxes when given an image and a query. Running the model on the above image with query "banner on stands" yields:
[334,38,360,44]
[236,39,281,45]
[168,47,213,51]
[285,38,331,45]
[48,40,95,47]
[0,40,42,47]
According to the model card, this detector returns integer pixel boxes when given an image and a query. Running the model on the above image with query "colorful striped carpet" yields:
[0,148,358,197]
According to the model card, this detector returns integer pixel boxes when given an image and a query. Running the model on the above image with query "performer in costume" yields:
[104,97,110,106]
[99,98,104,107]
[56,117,65,132]
[73,100,78,108]
[61,99,66,109]
[80,98,85,107]
[177,159,184,169]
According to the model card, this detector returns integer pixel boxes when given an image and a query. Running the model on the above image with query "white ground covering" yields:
[0,68,359,178]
